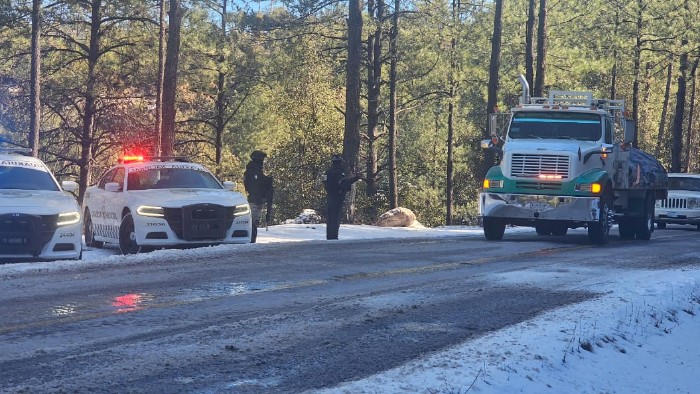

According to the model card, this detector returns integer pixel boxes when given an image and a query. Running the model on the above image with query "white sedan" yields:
[655,173,700,231]
[0,149,82,260]
[83,157,252,254]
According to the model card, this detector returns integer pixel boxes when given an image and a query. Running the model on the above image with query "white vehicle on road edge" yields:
[655,173,700,231]
[0,149,82,260]
[83,156,252,254]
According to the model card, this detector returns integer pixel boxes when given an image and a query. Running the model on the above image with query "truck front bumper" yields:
[479,192,601,222]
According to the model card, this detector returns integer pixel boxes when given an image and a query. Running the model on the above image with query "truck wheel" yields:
[635,195,654,240]
[84,209,104,248]
[483,217,505,241]
[119,213,141,255]
[535,223,552,236]
[656,222,667,229]
[618,218,635,240]
[588,189,612,245]
[551,223,568,236]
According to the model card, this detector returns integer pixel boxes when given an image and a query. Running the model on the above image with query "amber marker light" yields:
[483,179,490,189]
[591,183,602,193]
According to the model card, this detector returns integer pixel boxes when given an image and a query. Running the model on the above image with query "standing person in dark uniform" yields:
[244,150,273,243]
[323,154,361,240]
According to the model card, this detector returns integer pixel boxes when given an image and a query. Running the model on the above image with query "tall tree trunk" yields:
[365,0,383,199]
[481,0,503,181]
[344,0,363,219]
[29,0,41,157]
[631,0,643,148]
[671,0,690,173]
[671,42,688,173]
[387,0,399,209]
[161,0,182,157]
[524,0,535,95]
[446,0,460,225]
[154,0,167,156]
[684,57,698,171]
[214,0,227,175]
[610,10,619,99]
[533,0,546,97]
[78,0,102,204]
[655,63,673,157]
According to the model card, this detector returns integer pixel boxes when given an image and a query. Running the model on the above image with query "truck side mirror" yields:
[623,119,636,143]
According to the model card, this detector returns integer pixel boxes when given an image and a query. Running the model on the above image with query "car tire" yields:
[84,209,104,248]
[119,213,141,255]
[551,223,568,236]
[656,222,667,229]
[535,223,552,236]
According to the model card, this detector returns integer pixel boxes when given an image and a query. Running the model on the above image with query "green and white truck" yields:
[479,75,668,244]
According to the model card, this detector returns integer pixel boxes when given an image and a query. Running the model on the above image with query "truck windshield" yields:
[668,177,700,192]
[509,112,602,141]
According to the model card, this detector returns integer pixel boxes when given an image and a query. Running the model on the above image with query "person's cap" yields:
[331,154,343,162]
[251,150,267,160]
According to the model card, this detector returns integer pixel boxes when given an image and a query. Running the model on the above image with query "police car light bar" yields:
[120,155,145,163]
[150,156,190,162]
[0,147,33,155]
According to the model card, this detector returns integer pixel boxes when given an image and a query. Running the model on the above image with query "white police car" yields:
[0,149,82,260]
[83,156,252,254]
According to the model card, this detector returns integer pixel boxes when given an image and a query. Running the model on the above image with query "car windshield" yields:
[668,177,700,192]
[0,165,59,191]
[127,167,222,191]
[509,112,602,141]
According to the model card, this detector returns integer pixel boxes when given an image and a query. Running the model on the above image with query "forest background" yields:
[0,0,698,227]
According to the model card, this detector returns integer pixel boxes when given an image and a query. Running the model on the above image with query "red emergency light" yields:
[120,155,145,163]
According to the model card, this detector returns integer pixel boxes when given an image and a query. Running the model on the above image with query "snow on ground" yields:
[3,224,699,393]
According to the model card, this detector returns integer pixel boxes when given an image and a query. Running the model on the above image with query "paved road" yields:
[1,227,698,393]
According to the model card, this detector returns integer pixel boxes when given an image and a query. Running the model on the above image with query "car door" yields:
[86,168,116,239]
[102,167,126,241]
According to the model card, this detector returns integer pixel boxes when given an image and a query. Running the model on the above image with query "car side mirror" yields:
[222,181,236,191]
[105,182,121,192]
[62,180,78,192]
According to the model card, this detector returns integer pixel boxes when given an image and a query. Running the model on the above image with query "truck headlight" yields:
[575,183,602,194]
[137,205,164,217]
[483,179,503,189]
[57,211,81,227]
[233,204,250,216]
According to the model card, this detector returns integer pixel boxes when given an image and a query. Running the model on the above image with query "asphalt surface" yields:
[1,226,699,393]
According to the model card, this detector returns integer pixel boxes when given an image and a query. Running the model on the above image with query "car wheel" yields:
[588,188,612,245]
[483,217,505,241]
[656,222,667,229]
[84,209,104,248]
[119,213,141,255]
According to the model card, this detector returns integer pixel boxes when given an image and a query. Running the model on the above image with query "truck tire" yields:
[535,223,552,236]
[588,189,612,245]
[635,194,654,240]
[551,223,568,236]
[618,218,635,240]
[483,217,505,241]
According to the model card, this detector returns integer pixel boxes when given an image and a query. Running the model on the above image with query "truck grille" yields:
[659,198,687,209]
[510,154,569,179]
[514,181,562,191]
[163,204,233,241]
[0,214,57,256]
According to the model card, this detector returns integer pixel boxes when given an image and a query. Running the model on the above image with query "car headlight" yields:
[688,198,700,209]
[136,205,165,217]
[57,211,81,227]
[234,204,250,216]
